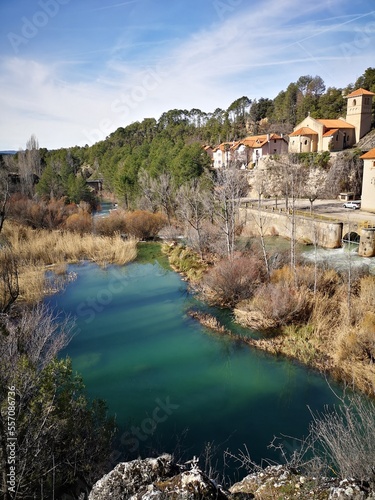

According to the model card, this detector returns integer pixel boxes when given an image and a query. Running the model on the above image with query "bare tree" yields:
[251,212,271,277]
[251,167,269,208]
[176,177,211,258]
[0,167,10,234]
[303,167,327,214]
[17,135,41,196]
[212,168,248,257]
[137,168,159,213]
[137,170,176,225]
[26,134,41,176]
[268,157,291,210]
[155,173,176,225]
[269,156,305,281]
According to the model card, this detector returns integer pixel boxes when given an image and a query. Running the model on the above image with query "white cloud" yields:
[0,0,374,150]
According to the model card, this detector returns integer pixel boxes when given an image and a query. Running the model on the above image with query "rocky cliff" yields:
[89,454,375,499]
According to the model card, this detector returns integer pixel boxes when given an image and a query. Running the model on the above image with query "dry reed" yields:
[2,221,138,303]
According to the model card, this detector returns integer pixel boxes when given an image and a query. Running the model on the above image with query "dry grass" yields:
[2,221,138,303]
[187,309,229,334]
[234,264,375,396]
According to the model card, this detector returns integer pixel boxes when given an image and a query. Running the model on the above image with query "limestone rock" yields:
[89,454,228,500]
[89,455,375,500]
[89,454,178,500]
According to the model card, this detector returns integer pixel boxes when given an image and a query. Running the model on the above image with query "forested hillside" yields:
[2,67,375,209]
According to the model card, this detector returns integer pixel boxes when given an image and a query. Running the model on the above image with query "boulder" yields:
[89,454,229,500]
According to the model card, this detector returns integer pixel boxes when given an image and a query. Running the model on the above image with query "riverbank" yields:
[0,221,137,305]
[162,241,375,397]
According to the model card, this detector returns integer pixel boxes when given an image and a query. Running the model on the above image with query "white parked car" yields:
[343,201,360,209]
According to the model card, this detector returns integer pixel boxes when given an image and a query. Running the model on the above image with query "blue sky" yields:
[0,0,374,150]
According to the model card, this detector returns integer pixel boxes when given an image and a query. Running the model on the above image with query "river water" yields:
[302,245,375,274]
[45,247,343,481]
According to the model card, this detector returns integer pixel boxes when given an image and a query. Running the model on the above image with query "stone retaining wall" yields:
[239,206,343,249]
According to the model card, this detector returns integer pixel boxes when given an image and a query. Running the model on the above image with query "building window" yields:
[336,135,338,141]
[304,140,308,145]
[365,97,370,105]
[274,140,277,143]
[353,99,356,106]
[373,161,375,168]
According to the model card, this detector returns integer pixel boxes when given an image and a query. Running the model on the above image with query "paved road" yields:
[295,199,375,226]
[242,198,375,226]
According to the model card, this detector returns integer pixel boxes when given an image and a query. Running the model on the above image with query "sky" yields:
[0,0,374,151]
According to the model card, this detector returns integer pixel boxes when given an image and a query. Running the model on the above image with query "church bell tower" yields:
[345,88,375,143]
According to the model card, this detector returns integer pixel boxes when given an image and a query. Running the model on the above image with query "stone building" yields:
[360,147,375,213]
[289,88,375,153]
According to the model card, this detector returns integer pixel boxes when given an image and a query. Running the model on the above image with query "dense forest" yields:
[1,67,375,210]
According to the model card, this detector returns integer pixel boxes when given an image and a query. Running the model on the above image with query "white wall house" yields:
[212,134,288,169]
[360,148,375,213]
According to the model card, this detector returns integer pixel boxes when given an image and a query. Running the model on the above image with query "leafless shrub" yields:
[202,255,266,307]
[309,394,375,486]
[64,211,92,235]
[0,303,73,378]
[357,313,375,363]
[359,275,375,310]
[229,393,375,489]
[125,210,167,240]
[0,248,19,313]
[9,194,78,229]
[252,282,311,328]
[158,223,183,241]
[94,209,127,236]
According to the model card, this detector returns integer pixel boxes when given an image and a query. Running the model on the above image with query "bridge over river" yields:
[239,202,375,257]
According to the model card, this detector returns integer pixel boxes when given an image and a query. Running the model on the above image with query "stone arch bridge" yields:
[239,205,375,257]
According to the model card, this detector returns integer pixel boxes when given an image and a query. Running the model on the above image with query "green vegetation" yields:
[2,67,374,215]
[136,241,170,269]
[0,67,374,497]
[162,243,208,281]
[0,305,116,499]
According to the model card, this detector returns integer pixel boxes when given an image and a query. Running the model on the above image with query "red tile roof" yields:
[345,87,375,98]
[317,119,355,129]
[289,127,318,137]
[360,148,375,159]
[214,134,286,152]
[234,133,285,149]
[212,142,233,152]
[323,128,339,137]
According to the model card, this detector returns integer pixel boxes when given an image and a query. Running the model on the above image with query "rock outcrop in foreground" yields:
[89,454,375,500]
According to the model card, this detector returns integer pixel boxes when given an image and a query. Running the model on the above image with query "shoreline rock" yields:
[89,455,375,499]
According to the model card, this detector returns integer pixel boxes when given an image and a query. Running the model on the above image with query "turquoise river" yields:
[45,247,342,481]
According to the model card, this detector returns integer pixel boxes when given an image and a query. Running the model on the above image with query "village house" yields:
[212,133,288,169]
[360,148,375,213]
[289,88,375,153]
